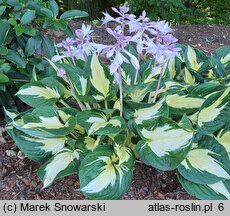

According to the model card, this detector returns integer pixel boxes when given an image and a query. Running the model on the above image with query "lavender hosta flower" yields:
[57,68,67,79]
[56,37,75,49]
[102,5,135,26]
[152,20,172,35]
[95,27,139,83]
[128,10,156,36]
[52,24,94,62]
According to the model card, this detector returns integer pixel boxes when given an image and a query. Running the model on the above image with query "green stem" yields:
[104,100,108,110]
[70,133,77,139]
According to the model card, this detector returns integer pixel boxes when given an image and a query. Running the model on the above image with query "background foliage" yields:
[64,0,230,24]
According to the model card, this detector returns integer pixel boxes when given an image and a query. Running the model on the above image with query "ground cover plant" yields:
[4,5,230,200]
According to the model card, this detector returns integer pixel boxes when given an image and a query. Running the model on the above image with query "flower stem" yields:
[153,64,165,103]
[118,66,123,117]
[134,54,140,85]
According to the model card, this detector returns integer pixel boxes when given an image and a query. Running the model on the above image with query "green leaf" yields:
[42,36,55,58]
[5,50,26,68]
[15,77,64,107]
[12,127,66,162]
[14,24,24,36]
[0,19,10,45]
[0,73,9,83]
[21,10,36,25]
[77,110,125,136]
[13,106,76,138]
[178,136,230,184]
[0,62,10,73]
[25,35,42,56]
[136,117,193,170]
[0,89,16,109]
[0,46,8,55]
[21,25,37,36]
[178,173,230,200]
[49,0,59,17]
[60,10,88,20]
[37,148,84,188]
[8,18,17,26]
[40,7,54,17]
[0,6,6,16]
[197,87,230,134]
[6,0,20,7]
[79,145,134,200]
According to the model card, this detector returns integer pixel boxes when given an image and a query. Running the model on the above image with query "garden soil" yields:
[1,23,230,200]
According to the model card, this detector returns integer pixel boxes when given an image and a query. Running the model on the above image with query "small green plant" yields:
[0,0,88,108]
[5,6,230,200]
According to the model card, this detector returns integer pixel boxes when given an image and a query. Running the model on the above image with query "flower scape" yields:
[5,6,230,200]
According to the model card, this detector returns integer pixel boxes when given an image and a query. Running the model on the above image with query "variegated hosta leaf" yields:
[37,148,83,189]
[216,127,230,157]
[76,136,102,152]
[12,128,66,162]
[165,93,205,115]
[77,110,124,136]
[178,173,230,200]
[163,56,182,80]
[207,57,227,78]
[57,107,85,134]
[4,108,19,138]
[13,106,76,138]
[178,136,230,185]
[136,117,193,170]
[79,145,134,200]
[197,87,230,134]
[90,54,117,101]
[61,63,91,102]
[184,45,208,72]
[214,46,230,70]
[16,77,64,107]
[161,81,188,95]
[123,82,157,103]
[183,67,196,84]
[188,82,225,98]
[132,99,169,125]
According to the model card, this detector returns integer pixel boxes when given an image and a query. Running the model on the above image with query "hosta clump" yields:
[5,6,230,200]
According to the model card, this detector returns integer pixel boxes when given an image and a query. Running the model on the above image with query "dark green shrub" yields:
[0,0,88,109]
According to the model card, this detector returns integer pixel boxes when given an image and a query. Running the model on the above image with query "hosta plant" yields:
[5,6,230,200]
